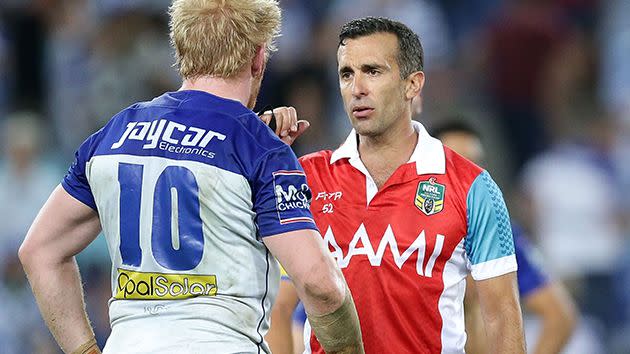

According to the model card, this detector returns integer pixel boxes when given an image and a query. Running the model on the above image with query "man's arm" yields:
[525,283,577,354]
[266,279,300,354]
[464,275,487,354]
[263,230,364,354]
[475,272,526,354]
[19,185,102,354]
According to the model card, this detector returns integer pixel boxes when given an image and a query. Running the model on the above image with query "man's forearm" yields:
[533,323,571,354]
[307,291,364,354]
[23,256,97,354]
[485,307,526,354]
[527,284,577,354]
[532,307,575,354]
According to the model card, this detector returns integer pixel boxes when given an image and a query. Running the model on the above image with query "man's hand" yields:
[259,106,310,145]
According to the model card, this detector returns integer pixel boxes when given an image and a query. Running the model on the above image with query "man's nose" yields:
[351,74,368,98]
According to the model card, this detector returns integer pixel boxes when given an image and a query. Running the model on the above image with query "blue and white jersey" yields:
[62,90,317,354]
[512,223,549,298]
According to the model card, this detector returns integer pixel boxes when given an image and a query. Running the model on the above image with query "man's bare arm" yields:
[476,272,526,354]
[464,275,487,354]
[19,185,102,354]
[263,230,364,354]
[525,283,577,354]
[266,279,300,354]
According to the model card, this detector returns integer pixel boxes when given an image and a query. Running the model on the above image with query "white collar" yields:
[330,120,445,175]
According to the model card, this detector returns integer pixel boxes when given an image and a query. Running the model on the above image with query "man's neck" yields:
[358,120,418,189]
[358,120,417,161]
[180,74,252,107]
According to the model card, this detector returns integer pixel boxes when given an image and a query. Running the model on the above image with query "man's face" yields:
[337,32,410,137]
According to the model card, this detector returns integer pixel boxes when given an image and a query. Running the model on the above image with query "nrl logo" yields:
[415,177,445,215]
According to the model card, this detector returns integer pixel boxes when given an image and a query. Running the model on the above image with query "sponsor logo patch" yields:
[115,268,218,300]
[415,177,445,215]
[272,170,313,224]
[111,119,226,159]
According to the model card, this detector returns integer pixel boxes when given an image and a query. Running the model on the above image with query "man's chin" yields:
[352,120,377,136]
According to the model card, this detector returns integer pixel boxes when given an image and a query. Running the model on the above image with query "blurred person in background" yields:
[0,13,10,118]
[43,0,94,155]
[267,16,525,354]
[431,120,577,354]
[18,0,364,353]
[519,105,625,353]
[0,113,63,354]
[480,0,582,176]
[88,10,179,129]
[44,0,180,155]
[0,112,61,247]
[600,0,630,129]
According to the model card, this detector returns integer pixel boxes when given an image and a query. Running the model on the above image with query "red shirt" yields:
[299,122,516,354]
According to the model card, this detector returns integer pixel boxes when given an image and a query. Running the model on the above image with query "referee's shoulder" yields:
[444,146,484,183]
[298,149,333,166]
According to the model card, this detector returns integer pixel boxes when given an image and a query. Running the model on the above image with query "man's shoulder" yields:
[443,146,484,186]
[298,150,334,168]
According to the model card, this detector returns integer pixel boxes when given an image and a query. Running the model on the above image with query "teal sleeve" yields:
[465,171,515,266]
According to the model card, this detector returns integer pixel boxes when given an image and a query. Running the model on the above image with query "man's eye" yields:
[368,69,379,76]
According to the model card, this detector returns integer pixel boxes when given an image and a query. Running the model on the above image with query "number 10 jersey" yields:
[62,90,318,354]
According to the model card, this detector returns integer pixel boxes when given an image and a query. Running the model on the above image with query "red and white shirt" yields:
[299,121,516,354]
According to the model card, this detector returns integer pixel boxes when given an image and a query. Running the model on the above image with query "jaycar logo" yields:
[111,119,226,158]
[272,170,313,224]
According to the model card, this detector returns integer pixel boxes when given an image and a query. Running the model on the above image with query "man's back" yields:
[64,90,317,353]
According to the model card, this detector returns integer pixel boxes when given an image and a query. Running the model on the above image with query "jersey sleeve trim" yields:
[470,254,518,280]
[258,222,319,238]
[61,178,98,211]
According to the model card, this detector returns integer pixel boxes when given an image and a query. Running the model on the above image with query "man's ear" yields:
[252,45,266,78]
[405,71,425,100]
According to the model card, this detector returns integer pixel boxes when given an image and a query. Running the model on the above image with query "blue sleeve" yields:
[465,170,517,280]
[513,224,549,297]
[61,132,101,211]
[251,145,318,237]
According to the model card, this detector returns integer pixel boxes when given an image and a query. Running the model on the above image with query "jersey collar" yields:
[330,120,445,175]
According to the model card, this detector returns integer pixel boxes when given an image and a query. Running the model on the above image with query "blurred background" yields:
[0,0,628,353]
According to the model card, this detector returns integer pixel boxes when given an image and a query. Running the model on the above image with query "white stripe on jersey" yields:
[470,255,518,281]
[438,239,469,354]
[303,320,312,354]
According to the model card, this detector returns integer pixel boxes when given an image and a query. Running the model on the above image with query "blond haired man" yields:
[19,1,363,353]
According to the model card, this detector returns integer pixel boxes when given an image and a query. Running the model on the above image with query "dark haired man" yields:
[267,17,526,354]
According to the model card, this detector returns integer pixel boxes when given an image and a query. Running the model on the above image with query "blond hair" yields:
[169,0,281,79]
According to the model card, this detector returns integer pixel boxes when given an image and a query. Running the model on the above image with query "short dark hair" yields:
[339,17,424,78]
[430,119,481,140]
